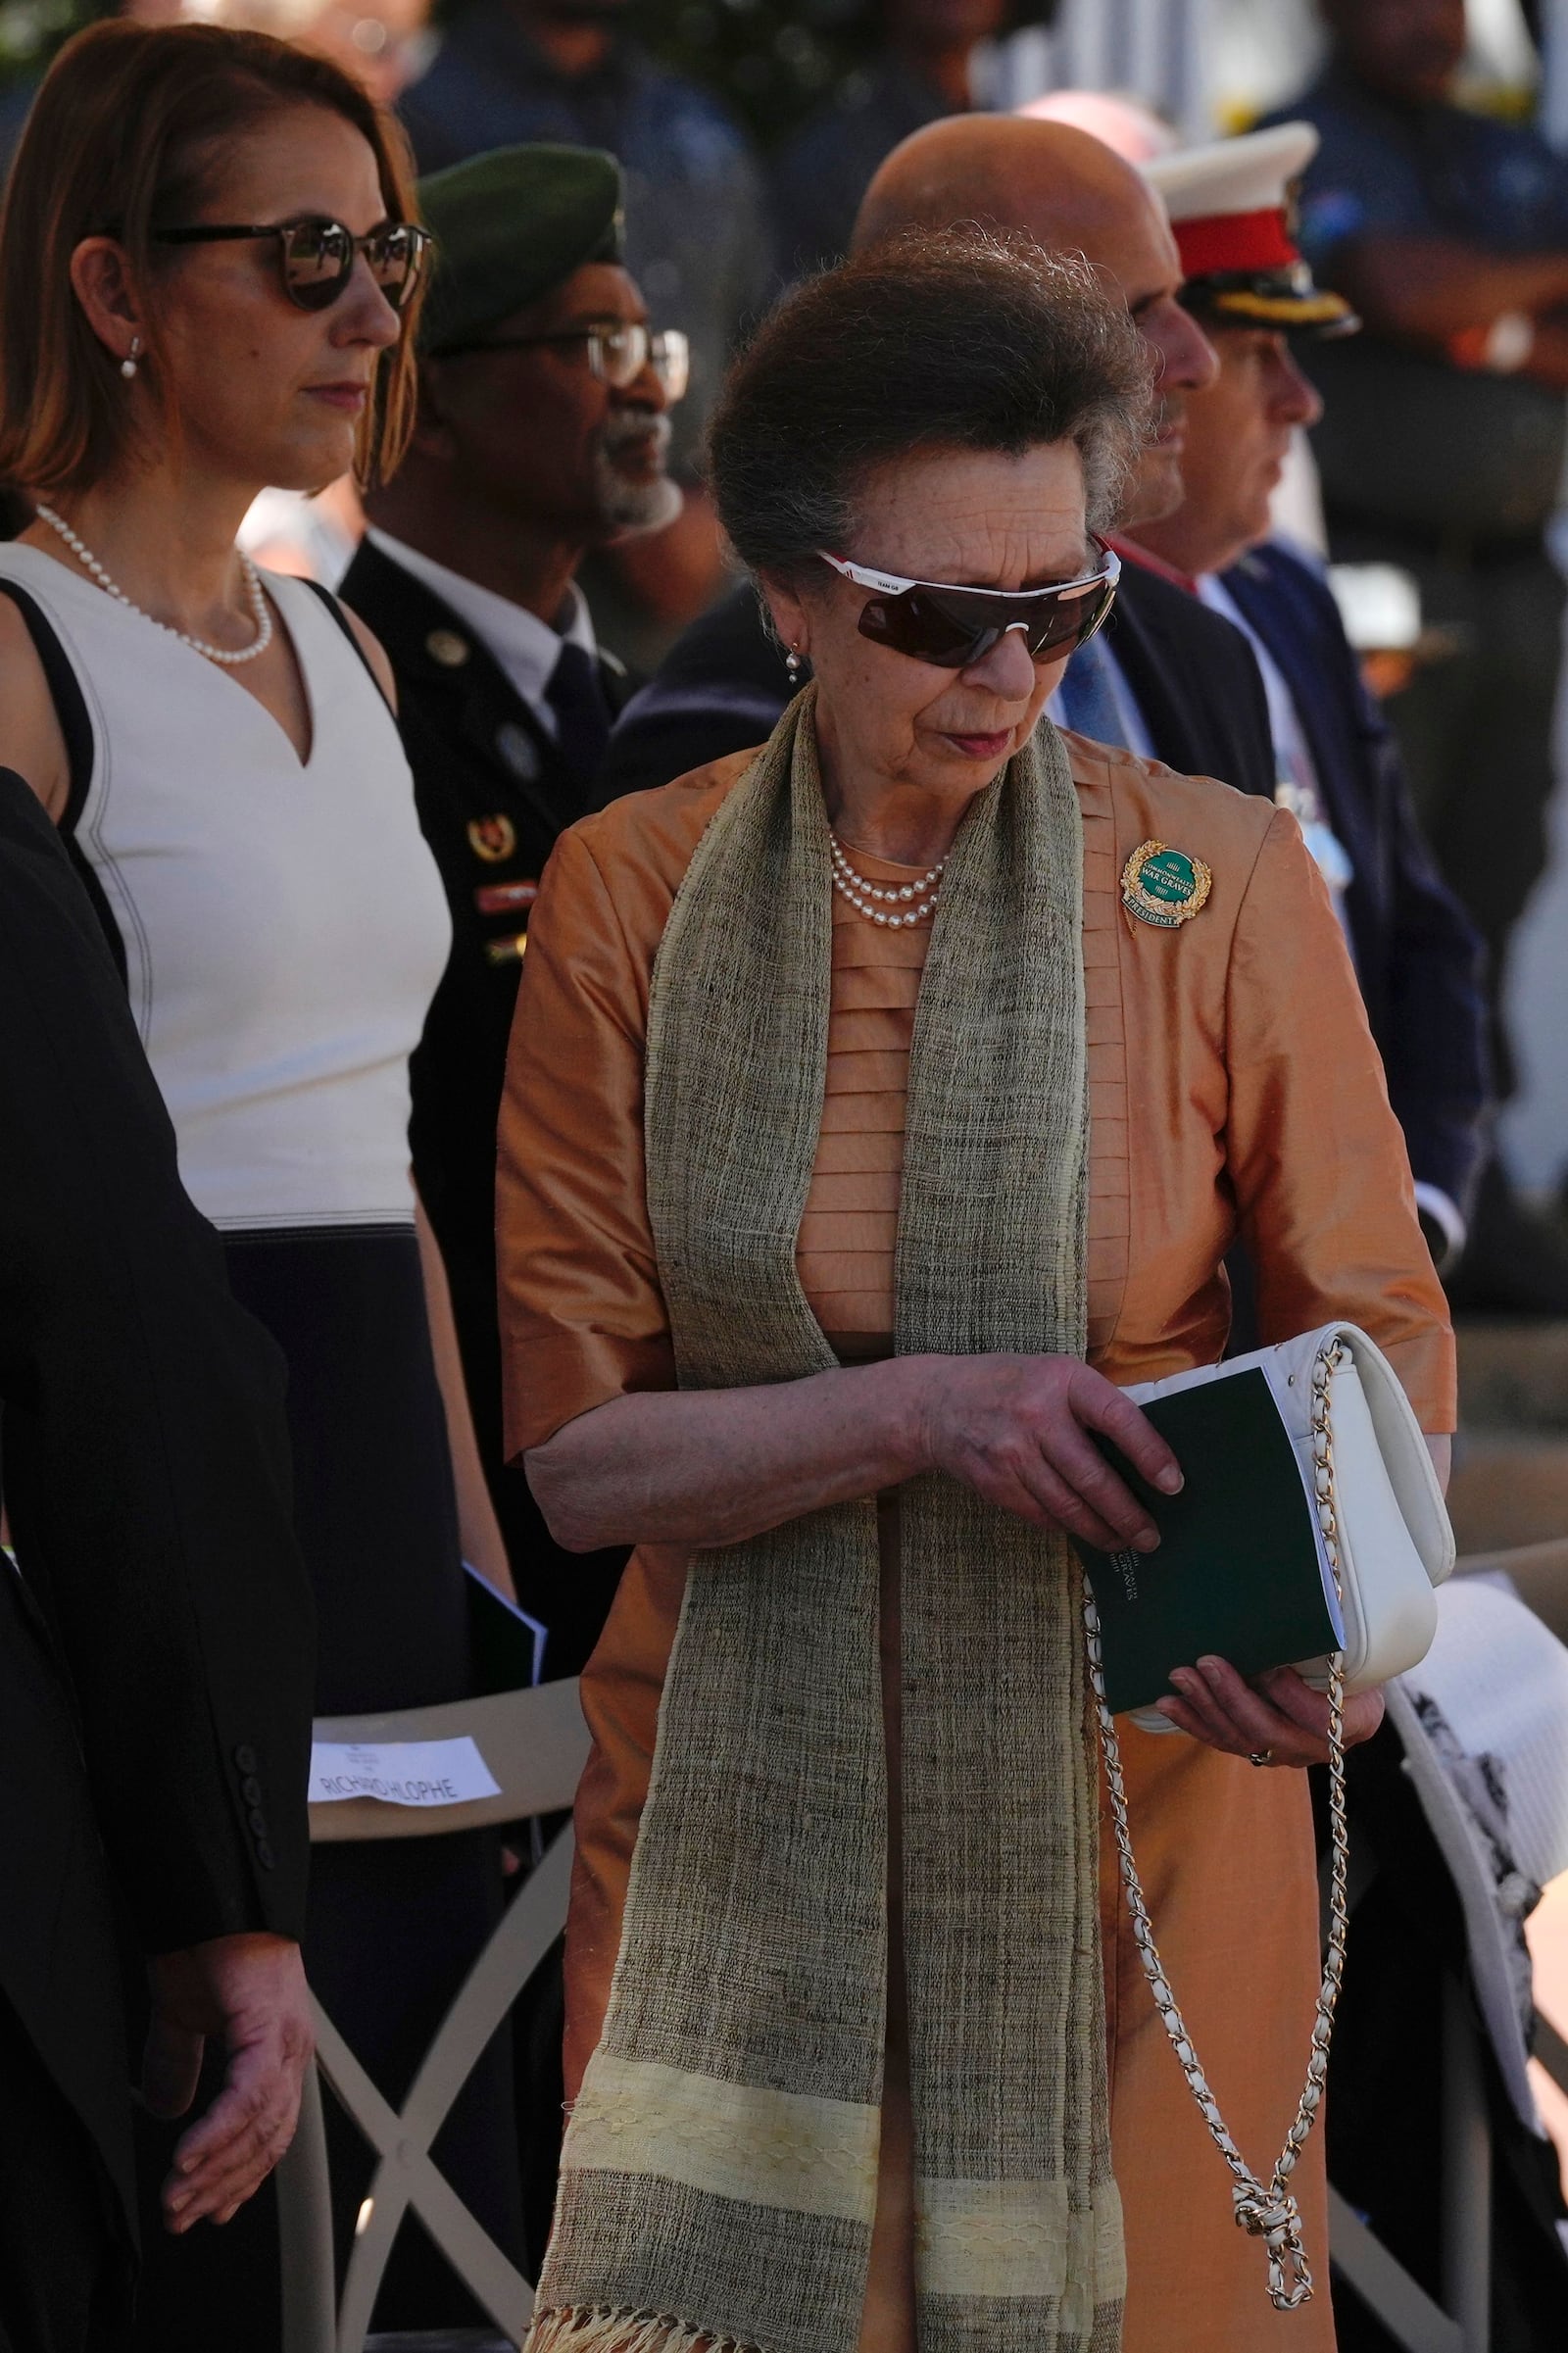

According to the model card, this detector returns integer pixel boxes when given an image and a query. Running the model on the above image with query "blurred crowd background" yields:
[9,0,1568,1223]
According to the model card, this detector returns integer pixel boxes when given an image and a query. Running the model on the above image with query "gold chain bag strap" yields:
[1083,1338,1350,2314]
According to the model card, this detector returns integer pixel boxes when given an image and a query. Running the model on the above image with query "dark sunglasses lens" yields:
[368,227,422,309]
[282,222,350,310]
[859,588,995,668]
[1023,582,1114,659]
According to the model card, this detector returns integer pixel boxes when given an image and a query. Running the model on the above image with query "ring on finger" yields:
[1248,1748,1274,1768]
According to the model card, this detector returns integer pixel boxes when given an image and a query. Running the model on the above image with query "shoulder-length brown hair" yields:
[0,19,422,496]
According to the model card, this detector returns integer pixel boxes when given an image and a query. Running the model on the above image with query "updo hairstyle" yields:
[708,228,1152,586]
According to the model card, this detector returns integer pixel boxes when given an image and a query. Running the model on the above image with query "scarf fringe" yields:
[525,2305,771,2353]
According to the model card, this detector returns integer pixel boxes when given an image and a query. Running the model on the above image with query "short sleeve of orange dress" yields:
[495,736,1455,2353]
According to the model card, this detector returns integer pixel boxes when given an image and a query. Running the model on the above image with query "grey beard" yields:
[594,414,683,537]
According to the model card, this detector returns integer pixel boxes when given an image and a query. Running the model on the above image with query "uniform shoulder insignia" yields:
[468,812,517,863]
[426,627,470,667]
[1120,839,1212,929]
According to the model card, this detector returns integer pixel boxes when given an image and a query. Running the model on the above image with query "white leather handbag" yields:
[1084,1321,1456,2313]
[1120,1321,1455,1725]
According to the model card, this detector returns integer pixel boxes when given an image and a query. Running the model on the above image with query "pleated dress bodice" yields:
[799,845,929,1347]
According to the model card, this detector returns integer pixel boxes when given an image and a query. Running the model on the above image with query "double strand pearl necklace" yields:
[828,830,946,929]
[35,503,273,667]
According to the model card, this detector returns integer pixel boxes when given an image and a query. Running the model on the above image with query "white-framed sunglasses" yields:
[818,542,1121,669]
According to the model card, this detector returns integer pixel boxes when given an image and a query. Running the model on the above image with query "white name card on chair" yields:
[309,1737,501,1808]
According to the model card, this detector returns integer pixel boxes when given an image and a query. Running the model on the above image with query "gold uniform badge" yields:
[467,813,517,864]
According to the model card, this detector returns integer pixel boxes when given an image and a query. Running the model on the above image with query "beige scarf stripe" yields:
[527,690,1121,2353]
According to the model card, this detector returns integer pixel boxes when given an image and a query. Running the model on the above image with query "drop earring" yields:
[785,645,803,682]
[121,336,142,381]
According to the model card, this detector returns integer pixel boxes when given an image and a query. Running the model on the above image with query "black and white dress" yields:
[0,542,524,2332]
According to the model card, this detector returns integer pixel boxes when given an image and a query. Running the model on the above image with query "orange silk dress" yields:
[497,730,1456,2353]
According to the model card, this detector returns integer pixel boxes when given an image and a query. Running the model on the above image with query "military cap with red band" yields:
[1144,122,1359,338]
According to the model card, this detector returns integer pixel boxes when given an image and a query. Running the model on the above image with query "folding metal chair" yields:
[275,1678,591,2353]
[1326,1544,1568,2351]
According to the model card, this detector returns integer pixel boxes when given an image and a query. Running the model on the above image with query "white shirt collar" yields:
[366,527,596,739]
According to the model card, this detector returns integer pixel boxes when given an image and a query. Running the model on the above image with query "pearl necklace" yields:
[35,504,273,667]
[829,831,946,928]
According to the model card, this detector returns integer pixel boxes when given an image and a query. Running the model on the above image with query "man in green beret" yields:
[342,141,686,1683]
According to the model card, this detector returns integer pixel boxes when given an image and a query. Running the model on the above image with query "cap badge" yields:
[467,812,517,864]
[1121,839,1212,929]
[426,627,470,668]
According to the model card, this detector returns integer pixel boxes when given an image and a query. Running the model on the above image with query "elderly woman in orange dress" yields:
[496,231,1453,2353]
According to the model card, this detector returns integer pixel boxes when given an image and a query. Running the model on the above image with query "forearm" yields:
[1335,235,1568,340]
[526,1355,938,1552]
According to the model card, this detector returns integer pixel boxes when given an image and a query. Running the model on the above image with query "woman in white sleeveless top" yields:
[0,22,525,2339]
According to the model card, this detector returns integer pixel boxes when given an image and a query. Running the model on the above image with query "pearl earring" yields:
[785,646,803,681]
[121,336,141,381]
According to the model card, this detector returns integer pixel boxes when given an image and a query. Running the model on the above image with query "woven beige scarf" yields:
[527,687,1123,2353]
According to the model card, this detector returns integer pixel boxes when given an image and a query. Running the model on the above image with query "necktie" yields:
[545,639,612,792]
[1054,632,1129,750]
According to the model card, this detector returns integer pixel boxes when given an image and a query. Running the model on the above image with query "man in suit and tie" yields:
[0,771,315,2351]
[342,143,686,1671]
[595,114,1280,809]
[1131,123,1490,1272]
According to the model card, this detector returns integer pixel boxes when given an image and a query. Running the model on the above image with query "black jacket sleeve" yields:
[1360,702,1493,1217]
[595,584,793,802]
[1223,543,1492,1218]
[0,769,315,1954]
[1107,561,1280,802]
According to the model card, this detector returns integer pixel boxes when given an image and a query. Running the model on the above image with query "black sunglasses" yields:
[154,218,431,313]
[818,543,1121,670]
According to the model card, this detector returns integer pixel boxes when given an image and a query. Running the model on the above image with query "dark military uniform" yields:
[1263,68,1568,1081]
[340,536,635,1676]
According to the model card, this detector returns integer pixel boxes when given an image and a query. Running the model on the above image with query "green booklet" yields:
[1072,1368,1345,1718]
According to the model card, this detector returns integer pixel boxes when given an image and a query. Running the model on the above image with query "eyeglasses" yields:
[154,218,431,314]
[817,544,1121,670]
[434,320,691,401]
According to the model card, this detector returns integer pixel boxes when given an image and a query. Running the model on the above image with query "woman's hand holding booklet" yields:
[1154,1652,1386,1768]
[1073,1324,1455,1762]
[1152,1421,1449,1767]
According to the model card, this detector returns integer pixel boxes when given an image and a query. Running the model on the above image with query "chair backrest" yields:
[307,1678,591,1841]
[277,1679,591,2353]
[1454,1539,1568,1651]
[1327,1556,1568,2350]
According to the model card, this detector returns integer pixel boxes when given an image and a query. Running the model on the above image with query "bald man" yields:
[855,113,1206,527]
[597,114,1279,803]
